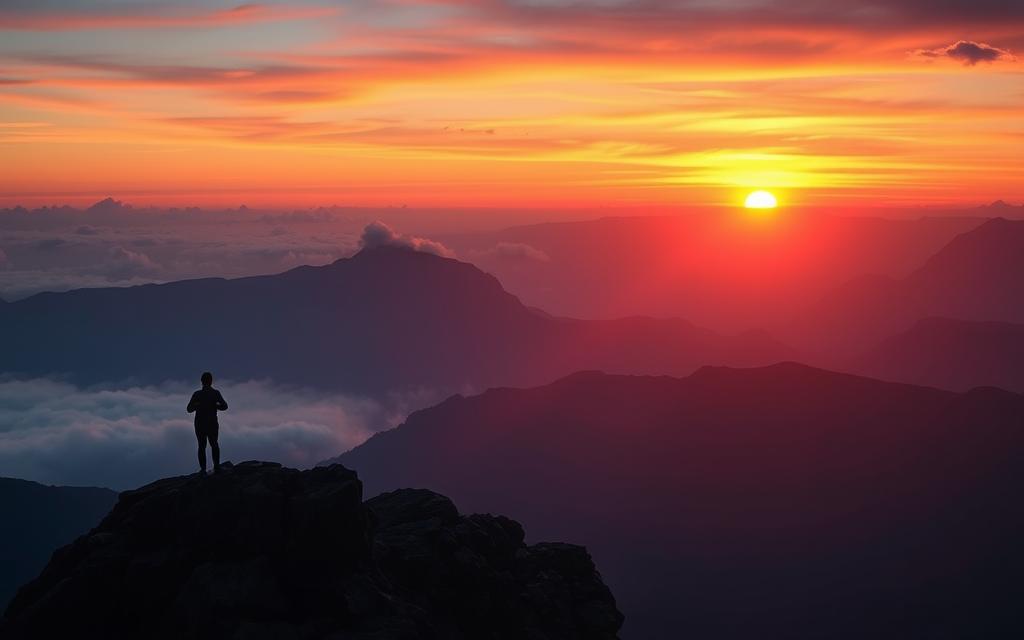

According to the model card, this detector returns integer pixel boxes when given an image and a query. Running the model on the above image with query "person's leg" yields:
[209,424,221,471]
[195,424,208,472]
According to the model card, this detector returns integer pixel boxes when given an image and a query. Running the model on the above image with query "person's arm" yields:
[216,391,227,412]
[187,391,198,413]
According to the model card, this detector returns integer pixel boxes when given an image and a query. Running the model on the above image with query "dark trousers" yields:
[195,421,220,471]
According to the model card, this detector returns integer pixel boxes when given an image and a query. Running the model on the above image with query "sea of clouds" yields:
[0,200,530,491]
[0,201,367,300]
[0,377,439,490]
[0,199,552,301]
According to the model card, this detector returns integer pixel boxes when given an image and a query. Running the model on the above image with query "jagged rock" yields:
[1,461,622,640]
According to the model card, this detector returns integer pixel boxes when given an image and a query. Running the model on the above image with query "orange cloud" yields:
[1,1,1022,208]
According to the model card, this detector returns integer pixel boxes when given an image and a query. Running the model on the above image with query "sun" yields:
[744,190,778,209]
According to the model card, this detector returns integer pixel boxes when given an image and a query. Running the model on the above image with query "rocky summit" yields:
[1,461,622,640]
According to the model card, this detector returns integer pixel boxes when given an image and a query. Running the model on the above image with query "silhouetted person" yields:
[187,371,227,475]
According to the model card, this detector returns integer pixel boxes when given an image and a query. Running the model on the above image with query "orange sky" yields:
[1,1,1022,209]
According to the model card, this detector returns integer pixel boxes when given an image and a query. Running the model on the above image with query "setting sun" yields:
[745,191,779,209]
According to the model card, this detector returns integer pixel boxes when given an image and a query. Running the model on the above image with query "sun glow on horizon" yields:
[0,2,1022,207]
[744,191,778,209]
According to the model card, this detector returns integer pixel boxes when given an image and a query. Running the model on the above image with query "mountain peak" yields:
[0,237,794,395]
[2,461,623,639]
[86,197,127,213]
[984,200,1019,210]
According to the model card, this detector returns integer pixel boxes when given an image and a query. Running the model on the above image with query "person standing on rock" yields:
[187,371,228,475]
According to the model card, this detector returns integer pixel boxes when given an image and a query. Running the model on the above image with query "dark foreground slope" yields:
[0,246,791,394]
[336,363,1024,639]
[853,317,1024,392]
[1,462,622,640]
[0,479,117,609]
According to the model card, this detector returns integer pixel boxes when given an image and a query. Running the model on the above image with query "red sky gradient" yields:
[1,1,1022,209]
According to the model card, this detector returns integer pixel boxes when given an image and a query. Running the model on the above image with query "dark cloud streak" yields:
[914,40,1015,65]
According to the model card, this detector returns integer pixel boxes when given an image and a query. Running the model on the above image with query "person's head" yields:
[200,371,213,387]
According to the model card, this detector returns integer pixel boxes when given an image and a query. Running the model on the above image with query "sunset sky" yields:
[1,0,1022,208]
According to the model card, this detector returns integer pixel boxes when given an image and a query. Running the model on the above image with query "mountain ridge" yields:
[793,217,1024,354]
[852,316,1024,392]
[333,362,1024,638]
[0,245,793,394]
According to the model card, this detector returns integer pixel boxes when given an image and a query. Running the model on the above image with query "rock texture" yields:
[1,461,622,640]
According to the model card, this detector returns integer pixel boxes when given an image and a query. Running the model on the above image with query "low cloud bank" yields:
[0,201,367,300]
[0,201,487,300]
[0,378,437,490]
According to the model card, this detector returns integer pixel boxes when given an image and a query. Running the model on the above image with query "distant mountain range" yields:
[0,478,117,609]
[0,246,792,394]
[4,215,1023,395]
[794,218,1024,354]
[443,213,985,331]
[334,363,1024,639]
[851,317,1024,392]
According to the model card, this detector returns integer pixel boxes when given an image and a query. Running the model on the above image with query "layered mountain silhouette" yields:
[852,317,1024,392]
[334,363,1024,639]
[445,213,985,330]
[0,478,117,609]
[0,246,791,393]
[2,461,623,639]
[977,200,1024,216]
[794,218,1024,354]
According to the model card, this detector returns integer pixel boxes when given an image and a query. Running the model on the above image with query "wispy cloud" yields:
[359,221,454,257]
